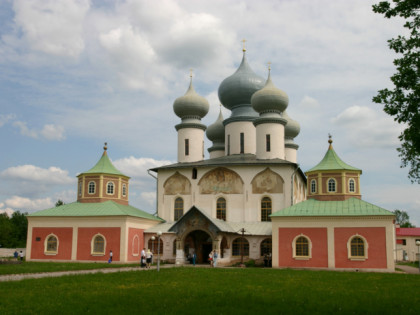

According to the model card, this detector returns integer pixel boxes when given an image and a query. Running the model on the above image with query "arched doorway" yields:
[184,230,213,264]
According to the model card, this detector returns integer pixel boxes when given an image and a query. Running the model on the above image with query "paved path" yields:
[397,264,420,274]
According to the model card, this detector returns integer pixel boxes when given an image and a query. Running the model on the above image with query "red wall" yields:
[127,228,144,262]
[77,227,121,261]
[334,227,387,269]
[278,228,328,268]
[30,227,73,260]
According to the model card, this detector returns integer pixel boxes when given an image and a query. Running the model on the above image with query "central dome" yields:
[218,52,265,111]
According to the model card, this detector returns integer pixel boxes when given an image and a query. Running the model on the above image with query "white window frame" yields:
[327,178,337,193]
[44,234,59,255]
[347,234,368,261]
[122,183,127,197]
[292,234,312,260]
[349,178,355,193]
[106,181,115,195]
[91,233,106,256]
[88,181,96,194]
[310,179,317,194]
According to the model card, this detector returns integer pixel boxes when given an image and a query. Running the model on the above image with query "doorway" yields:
[184,230,212,264]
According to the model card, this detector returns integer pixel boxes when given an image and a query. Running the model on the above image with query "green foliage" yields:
[0,211,28,248]
[393,209,415,227]
[0,268,419,314]
[55,200,64,207]
[372,0,420,183]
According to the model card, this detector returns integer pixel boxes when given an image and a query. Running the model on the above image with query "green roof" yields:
[271,198,393,217]
[306,144,361,173]
[81,151,127,177]
[28,201,162,221]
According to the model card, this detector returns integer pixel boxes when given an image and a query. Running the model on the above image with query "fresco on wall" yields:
[199,167,243,194]
[251,168,284,194]
[163,172,191,195]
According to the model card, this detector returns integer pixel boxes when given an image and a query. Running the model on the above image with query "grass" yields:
[0,261,137,275]
[0,267,419,314]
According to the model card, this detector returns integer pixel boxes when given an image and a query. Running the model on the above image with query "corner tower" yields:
[305,136,362,201]
[77,143,130,205]
[173,74,209,163]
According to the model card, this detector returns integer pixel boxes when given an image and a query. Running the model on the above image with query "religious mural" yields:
[251,168,284,194]
[198,167,244,194]
[163,172,191,195]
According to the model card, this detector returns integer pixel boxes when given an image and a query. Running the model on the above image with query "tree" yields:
[55,200,64,207]
[10,211,28,247]
[372,1,420,183]
[393,209,415,227]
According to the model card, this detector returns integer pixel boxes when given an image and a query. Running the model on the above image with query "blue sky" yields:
[0,0,419,226]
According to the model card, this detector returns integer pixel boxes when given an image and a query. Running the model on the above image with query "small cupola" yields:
[305,136,362,201]
[77,143,130,205]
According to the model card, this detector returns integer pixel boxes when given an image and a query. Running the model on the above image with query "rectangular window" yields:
[402,239,406,246]
[240,133,244,154]
[185,139,189,156]
[227,135,230,155]
[266,134,271,152]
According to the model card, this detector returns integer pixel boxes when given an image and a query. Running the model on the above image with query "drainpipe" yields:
[147,170,158,216]
[290,164,299,206]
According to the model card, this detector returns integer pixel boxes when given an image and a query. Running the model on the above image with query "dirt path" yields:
[397,264,420,274]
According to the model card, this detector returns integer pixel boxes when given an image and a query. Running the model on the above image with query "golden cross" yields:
[241,39,247,52]
[189,68,193,78]
[268,61,271,71]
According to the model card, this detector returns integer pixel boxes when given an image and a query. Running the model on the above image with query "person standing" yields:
[109,250,113,263]
[192,251,196,266]
[146,249,152,269]
[141,248,146,267]
[19,251,24,261]
[14,250,18,261]
[209,250,213,267]
[213,250,218,268]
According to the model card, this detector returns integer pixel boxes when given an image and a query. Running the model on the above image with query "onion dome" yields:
[218,51,265,116]
[283,110,300,140]
[206,108,225,143]
[173,78,209,121]
[251,71,289,114]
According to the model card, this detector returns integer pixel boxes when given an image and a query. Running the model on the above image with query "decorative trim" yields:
[292,234,312,259]
[175,123,207,131]
[44,233,59,255]
[253,117,287,126]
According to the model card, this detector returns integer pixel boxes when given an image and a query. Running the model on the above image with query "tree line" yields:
[0,211,28,248]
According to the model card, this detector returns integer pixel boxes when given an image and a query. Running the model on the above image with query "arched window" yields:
[45,235,58,254]
[174,197,183,221]
[122,184,127,197]
[92,234,105,255]
[310,179,316,193]
[107,182,114,195]
[261,197,272,222]
[295,236,309,257]
[88,181,95,194]
[328,178,336,192]
[132,235,139,256]
[349,179,355,192]
[232,237,249,256]
[148,238,163,255]
[217,197,226,221]
[350,236,365,257]
[260,238,272,256]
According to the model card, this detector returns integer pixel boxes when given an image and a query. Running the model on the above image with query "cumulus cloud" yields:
[331,106,404,148]
[1,165,74,185]
[12,0,90,58]
[12,121,66,140]
[0,207,15,217]
[140,191,156,207]
[113,157,173,179]
[3,195,53,211]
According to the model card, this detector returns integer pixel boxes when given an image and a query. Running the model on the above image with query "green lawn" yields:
[0,261,137,275]
[0,267,419,314]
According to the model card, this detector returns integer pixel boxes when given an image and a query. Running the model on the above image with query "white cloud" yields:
[12,0,90,58]
[1,165,74,185]
[12,121,66,141]
[0,208,15,217]
[113,157,173,179]
[4,195,53,211]
[40,124,65,140]
[331,106,404,148]
[0,114,15,127]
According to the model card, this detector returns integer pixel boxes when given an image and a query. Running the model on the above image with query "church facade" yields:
[26,49,395,271]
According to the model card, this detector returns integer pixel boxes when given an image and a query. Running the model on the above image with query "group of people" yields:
[13,250,24,261]
[208,250,218,267]
[140,248,153,268]
[186,252,197,265]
